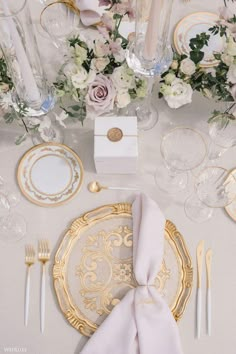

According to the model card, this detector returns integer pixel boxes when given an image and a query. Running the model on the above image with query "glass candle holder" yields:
[0,0,55,117]
[126,0,174,130]
[126,0,174,77]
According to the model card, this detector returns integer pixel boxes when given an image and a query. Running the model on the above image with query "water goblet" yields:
[155,127,207,194]
[185,167,236,223]
[40,1,80,50]
[208,117,236,160]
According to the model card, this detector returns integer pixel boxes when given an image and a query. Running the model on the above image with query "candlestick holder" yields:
[0,0,55,117]
[126,0,174,130]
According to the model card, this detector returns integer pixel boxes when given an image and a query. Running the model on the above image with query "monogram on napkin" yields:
[80,194,183,354]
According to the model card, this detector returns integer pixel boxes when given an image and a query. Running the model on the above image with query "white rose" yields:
[163,78,193,109]
[164,73,176,85]
[111,65,135,91]
[225,37,236,56]
[91,57,110,72]
[63,62,78,77]
[71,68,96,89]
[180,58,196,76]
[116,91,131,108]
[221,53,234,66]
[227,64,236,84]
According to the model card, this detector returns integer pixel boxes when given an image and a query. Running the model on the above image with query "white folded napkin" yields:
[81,193,183,354]
[76,0,100,26]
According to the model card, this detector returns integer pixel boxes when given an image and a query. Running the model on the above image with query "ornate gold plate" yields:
[17,143,84,207]
[174,12,225,67]
[53,203,193,336]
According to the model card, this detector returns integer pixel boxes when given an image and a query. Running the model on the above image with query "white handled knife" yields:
[206,249,212,336]
[196,240,204,339]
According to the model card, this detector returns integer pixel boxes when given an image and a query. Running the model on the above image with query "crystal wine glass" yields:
[155,127,207,193]
[40,1,80,50]
[208,117,236,160]
[185,167,236,223]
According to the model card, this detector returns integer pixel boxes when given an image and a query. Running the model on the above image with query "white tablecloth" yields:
[1,1,236,354]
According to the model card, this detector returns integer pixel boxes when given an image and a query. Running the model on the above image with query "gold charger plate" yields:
[17,143,84,207]
[53,203,193,336]
[174,12,225,67]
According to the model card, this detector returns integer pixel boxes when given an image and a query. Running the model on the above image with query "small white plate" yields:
[174,12,225,67]
[17,143,84,207]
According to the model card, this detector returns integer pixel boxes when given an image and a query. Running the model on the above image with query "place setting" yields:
[1,0,236,353]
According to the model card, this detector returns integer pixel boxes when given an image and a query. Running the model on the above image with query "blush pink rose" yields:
[86,74,116,118]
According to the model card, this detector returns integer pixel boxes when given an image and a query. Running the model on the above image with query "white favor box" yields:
[94,116,138,174]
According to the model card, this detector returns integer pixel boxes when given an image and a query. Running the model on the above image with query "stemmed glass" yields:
[185,167,236,223]
[0,176,26,243]
[126,0,174,130]
[208,117,236,160]
[155,127,207,194]
[40,1,80,50]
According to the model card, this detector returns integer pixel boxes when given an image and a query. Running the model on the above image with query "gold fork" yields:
[25,245,35,327]
[38,240,50,333]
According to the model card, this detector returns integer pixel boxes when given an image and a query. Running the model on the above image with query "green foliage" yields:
[189,33,210,64]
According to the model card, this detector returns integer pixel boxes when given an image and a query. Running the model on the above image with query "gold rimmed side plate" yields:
[174,12,225,67]
[53,203,193,336]
[17,142,84,207]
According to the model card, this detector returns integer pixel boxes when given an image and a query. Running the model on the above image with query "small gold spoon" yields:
[88,181,139,193]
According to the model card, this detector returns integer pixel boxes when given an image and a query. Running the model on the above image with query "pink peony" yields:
[86,74,116,118]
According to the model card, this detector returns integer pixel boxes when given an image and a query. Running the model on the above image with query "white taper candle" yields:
[143,0,163,60]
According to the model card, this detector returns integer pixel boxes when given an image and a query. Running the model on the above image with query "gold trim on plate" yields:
[173,12,220,68]
[17,142,84,207]
[53,203,193,336]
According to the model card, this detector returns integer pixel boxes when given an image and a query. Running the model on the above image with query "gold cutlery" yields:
[38,240,50,334]
[24,244,35,327]
[196,240,204,339]
[206,249,213,336]
[88,181,139,193]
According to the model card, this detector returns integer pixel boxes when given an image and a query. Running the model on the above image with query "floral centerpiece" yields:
[54,0,147,123]
[159,6,236,124]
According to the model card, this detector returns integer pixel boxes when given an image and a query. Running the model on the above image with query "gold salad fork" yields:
[38,240,50,333]
[24,245,35,326]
